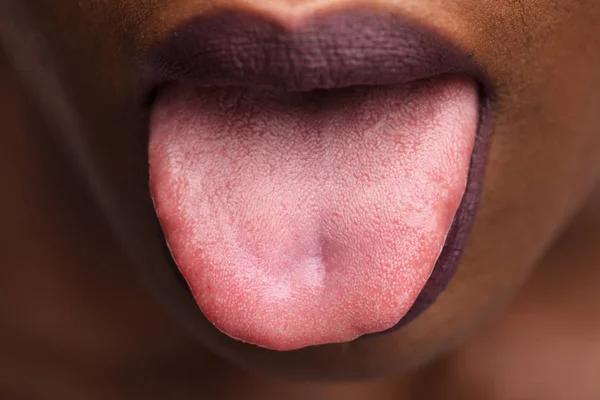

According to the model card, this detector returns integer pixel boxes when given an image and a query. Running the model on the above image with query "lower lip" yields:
[147,74,490,351]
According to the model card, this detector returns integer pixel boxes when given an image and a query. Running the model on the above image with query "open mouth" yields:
[144,9,494,351]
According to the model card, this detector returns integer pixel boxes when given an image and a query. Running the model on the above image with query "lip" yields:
[143,8,495,339]
[143,9,490,92]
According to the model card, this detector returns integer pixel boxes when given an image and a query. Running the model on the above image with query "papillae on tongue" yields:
[148,77,478,351]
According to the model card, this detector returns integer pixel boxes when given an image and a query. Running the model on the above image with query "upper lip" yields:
[142,8,489,93]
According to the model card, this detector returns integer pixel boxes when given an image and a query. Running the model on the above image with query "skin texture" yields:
[1,0,600,398]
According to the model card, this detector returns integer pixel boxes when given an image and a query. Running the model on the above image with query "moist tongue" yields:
[148,77,479,351]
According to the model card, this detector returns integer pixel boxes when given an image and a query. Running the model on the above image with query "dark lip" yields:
[143,8,496,342]
[142,9,491,92]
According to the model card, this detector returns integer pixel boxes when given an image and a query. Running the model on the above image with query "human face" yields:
[1,0,599,380]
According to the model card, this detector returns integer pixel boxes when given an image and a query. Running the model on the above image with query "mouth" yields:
[144,8,494,351]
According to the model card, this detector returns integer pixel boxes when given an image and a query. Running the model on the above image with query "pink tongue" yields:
[149,77,478,351]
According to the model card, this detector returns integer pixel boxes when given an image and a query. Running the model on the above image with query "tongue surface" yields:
[149,77,479,351]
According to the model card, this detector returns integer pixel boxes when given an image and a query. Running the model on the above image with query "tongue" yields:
[148,76,479,351]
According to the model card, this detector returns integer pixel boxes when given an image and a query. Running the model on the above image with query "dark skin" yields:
[1,0,600,398]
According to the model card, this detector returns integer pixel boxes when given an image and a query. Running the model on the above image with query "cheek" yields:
[409,0,600,346]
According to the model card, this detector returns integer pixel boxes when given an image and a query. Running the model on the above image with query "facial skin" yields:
[1,0,600,396]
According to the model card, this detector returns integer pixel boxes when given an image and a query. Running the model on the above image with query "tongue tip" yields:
[195,289,411,351]
[212,319,389,351]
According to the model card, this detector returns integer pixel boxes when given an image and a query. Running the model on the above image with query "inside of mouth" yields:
[148,76,479,351]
